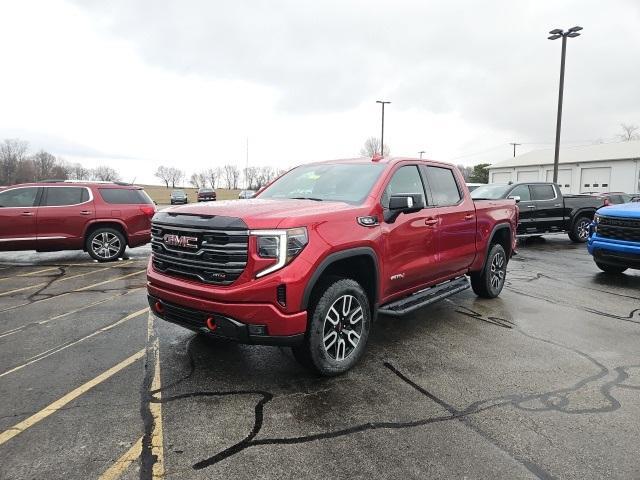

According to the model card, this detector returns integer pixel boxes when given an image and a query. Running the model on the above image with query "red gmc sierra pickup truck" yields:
[147,157,518,375]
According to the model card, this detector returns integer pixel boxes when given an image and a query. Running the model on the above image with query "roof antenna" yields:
[371,153,383,162]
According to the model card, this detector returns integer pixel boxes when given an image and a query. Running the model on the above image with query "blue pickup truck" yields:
[588,202,640,273]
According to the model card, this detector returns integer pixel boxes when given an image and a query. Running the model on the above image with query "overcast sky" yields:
[1,0,639,184]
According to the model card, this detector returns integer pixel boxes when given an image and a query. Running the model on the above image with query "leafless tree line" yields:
[0,138,120,186]
[155,164,286,190]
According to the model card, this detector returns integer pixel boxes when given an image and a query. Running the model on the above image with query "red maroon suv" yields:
[0,181,155,261]
[148,157,518,375]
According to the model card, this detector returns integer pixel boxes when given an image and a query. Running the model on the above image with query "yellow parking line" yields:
[148,312,165,478]
[0,269,145,313]
[0,266,60,282]
[0,308,148,378]
[99,437,143,480]
[0,349,145,447]
[0,283,47,297]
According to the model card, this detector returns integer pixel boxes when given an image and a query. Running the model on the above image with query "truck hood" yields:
[160,198,359,229]
[597,203,640,219]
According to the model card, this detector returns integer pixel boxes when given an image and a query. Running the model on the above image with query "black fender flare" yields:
[300,247,379,311]
[479,223,512,272]
[569,208,596,228]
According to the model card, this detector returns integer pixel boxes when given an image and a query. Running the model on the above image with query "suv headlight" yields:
[251,227,308,277]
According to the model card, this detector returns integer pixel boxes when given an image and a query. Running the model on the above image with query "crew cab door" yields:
[380,164,438,297]
[508,184,536,234]
[529,184,565,232]
[37,186,94,250]
[422,165,476,278]
[0,186,41,250]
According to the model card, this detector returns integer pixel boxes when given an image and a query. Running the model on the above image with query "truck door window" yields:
[382,166,425,208]
[530,184,556,201]
[510,184,531,201]
[425,166,462,206]
[0,187,39,207]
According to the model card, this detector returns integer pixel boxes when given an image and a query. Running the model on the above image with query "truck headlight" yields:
[252,227,308,278]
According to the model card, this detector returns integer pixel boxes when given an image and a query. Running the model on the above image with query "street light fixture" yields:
[548,26,582,183]
[376,100,391,156]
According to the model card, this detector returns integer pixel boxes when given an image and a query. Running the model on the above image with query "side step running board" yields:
[378,276,470,317]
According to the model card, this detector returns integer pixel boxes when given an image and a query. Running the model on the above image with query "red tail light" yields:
[140,205,156,216]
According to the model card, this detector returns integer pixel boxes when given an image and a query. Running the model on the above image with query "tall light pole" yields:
[418,150,426,159]
[509,142,521,157]
[376,100,391,156]
[548,26,582,183]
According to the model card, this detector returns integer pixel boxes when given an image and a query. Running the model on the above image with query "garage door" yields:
[546,169,572,193]
[580,167,611,193]
[517,170,539,182]
[491,172,512,183]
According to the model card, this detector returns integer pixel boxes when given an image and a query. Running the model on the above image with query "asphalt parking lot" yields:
[0,238,639,480]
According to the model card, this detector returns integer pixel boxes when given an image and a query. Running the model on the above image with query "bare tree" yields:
[456,164,472,182]
[92,165,121,182]
[0,138,29,185]
[31,150,57,180]
[243,166,259,189]
[154,166,172,188]
[189,171,207,189]
[67,162,91,180]
[222,164,240,189]
[618,123,640,142]
[359,137,390,157]
[14,158,36,184]
[168,167,184,188]
[255,166,276,189]
[204,167,220,189]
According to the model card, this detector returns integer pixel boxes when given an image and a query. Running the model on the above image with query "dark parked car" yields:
[170,190,188,205]
[471,182,605,242]
[0,181,155,261]
[197,188,216,202]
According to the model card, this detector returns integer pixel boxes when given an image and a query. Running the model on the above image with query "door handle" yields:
[80,211,93,216]
[464,214,474,221]
[424,218,438,226]
[527,205,536,208]
[554,204,561,207]
[21,212,34,216]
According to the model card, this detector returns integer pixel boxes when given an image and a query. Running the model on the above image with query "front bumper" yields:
[148,294,304,345]
[588,234,640,270]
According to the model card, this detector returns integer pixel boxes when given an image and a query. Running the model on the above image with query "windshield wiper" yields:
[290,196,323,201]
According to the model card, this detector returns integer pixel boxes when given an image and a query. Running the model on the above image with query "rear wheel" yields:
[569,216,591,243]
[292,278,371,376]
[471,243,507,299]
[86,227,126,262]
[595,262,627,274]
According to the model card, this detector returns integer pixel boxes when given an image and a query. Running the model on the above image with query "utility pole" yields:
[418,150,426,159]
[548,26,582,182]
[376,100,391,156]
[509,142,521,157]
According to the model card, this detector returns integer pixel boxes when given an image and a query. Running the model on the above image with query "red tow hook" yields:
[206,316,217,332]
[154,301,164,315]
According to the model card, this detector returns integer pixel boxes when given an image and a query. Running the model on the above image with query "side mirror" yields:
[508,195,521,203]
[385,193,425,222]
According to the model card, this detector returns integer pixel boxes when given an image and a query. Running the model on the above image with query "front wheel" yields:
[595,262,627,274]
[470,243,507,299]
[292,278,371,376]
[568,216,591,243]
[86,228,126,262]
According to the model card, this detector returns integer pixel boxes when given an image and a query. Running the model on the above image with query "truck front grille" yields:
[151,220,249,285]
[597,216,640,242]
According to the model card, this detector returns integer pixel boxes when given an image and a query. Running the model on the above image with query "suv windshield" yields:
[258,163,385,203]
[470,184,511,200]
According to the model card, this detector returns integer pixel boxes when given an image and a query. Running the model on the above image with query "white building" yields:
[488,141,640,194]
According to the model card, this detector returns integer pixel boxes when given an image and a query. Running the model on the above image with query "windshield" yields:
[172,190,185,195]
[470,184,511,200]
[258,163,385,203]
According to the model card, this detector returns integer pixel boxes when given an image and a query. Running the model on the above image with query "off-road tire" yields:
[292,278,371,376]
[470,243,507,299]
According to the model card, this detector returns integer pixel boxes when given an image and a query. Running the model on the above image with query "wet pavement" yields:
[0,237,639,479]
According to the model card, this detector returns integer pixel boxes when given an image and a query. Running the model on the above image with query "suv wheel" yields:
[568,216,591,243]
[86,228,126,262]
[292,278,371,376]
[595,262,627,274]
[470,243,507,299]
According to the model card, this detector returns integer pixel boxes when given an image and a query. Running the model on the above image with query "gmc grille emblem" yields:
[163,234,198,249]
